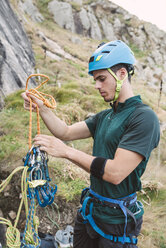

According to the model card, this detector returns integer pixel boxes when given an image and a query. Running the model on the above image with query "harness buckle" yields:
[128,234,138,245]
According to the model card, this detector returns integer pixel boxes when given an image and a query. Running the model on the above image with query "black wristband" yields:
[90,157,107,179]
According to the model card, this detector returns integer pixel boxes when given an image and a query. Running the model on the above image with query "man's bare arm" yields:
[21,92,91,141]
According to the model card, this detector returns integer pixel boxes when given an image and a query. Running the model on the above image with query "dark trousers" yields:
[73,211,143,248]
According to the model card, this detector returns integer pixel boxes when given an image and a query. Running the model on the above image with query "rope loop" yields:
[6,226,21,248]
[25,74,56,149]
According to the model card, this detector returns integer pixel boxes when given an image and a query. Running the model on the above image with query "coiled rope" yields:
[0,166,29,248]
[0,74,56,247]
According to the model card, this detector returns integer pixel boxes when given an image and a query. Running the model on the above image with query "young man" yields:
[22,40,160,247]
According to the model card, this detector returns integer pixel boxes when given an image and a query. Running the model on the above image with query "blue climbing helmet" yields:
[88,40,135,75]
[88,40,136,102]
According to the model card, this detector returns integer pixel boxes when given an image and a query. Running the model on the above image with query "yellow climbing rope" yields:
[0,74,56,247]
[0,166,28,248]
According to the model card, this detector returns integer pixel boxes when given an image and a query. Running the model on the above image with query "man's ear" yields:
[116,68,127,80]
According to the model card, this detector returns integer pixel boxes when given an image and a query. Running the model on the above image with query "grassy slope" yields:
[1,0,166,246]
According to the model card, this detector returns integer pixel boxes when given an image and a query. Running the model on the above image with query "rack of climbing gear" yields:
[23,146,57,208]
[0,74,57,248]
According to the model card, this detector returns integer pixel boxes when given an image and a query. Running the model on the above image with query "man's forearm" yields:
[39,106,69,140]
[64,146,117,184]
[65,146,94,173]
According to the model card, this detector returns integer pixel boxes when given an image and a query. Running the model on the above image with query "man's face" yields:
[93,69,116,102]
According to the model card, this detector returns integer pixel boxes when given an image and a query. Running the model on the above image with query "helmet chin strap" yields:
[107,68,128,103]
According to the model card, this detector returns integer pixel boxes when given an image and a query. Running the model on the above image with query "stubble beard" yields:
[103,94,114,103]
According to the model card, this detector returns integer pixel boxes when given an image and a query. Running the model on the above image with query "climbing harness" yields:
[0,74,57,248]
[80,188,143,245]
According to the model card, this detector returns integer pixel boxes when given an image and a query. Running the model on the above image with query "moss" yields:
[129,43,146,58]
[35,0,52,18]
[79,95,108,112]
[84,0,97,4]
[5,90,24,110]
[70,2,81,12]
[58,178,87,201]
[54,88,83,104]
[63,81,79,90]
[56,103,86,124]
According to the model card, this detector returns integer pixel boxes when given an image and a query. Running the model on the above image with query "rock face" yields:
[48,0,75,32]
[0,0,35,101]
[47,0,166,87]
[19,0,44,23]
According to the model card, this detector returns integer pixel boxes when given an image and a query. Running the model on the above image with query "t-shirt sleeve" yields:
[118,107,160,160]
[85,113,99,138]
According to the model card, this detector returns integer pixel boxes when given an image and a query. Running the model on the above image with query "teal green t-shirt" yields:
[85,95,160,224]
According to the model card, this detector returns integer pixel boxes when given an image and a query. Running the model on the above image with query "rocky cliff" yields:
[0,0,35,108]
[0,0,166,105]
[47,0,166,87]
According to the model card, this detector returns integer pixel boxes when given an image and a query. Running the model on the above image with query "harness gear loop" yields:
[25,74,56,149]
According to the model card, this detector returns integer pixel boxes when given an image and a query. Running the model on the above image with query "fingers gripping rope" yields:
[26,74,56,149]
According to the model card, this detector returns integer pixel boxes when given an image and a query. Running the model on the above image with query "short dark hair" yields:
[110,63,134,82]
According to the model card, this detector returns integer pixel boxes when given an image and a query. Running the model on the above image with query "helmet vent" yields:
[89,56,94,63]
[97,42,105,48]
[102,51,110,53]
[108,44,117,47]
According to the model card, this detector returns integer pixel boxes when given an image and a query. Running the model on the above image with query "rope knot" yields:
[43,98,50,107]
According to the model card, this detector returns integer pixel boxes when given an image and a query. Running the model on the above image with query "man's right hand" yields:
[21,91,44,112]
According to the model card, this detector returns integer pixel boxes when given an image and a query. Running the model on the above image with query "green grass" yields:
[48,158,89,201]
[35,0,53,20]
[130,43,147,58]
[4,89,24,109]
[70,1,82,11]
[53,88,83,104]
[138,188,166,248]
[58,178,87,201]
